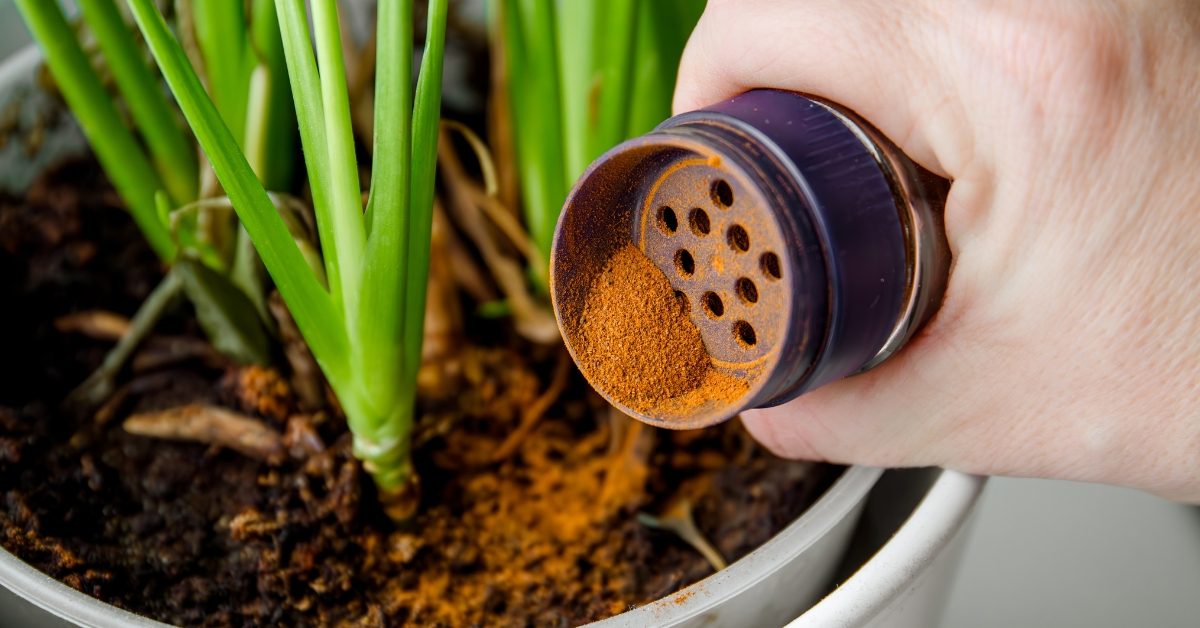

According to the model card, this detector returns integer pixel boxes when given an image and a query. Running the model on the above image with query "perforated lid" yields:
[552,90,911,428]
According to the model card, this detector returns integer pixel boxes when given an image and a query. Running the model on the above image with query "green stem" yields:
[78,0,198,205]
[193,0,251,145]
[592,0,639,158]
[401,0,449,377]
[502,0,565,284]
[356,0,413,440]
[248,0,296,191]
[15,0,174,260]
[67,268,184,408]
[554,0,597,181]
[273,0,347,317]
[127,0,349,382]
[310,0,366,332]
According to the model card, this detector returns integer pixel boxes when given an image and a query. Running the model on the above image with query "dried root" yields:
[123,404,284,463]
[489,348,572,462]
[437,126,559,344]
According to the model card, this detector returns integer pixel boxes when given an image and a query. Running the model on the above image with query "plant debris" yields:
[52,310,131,340]
[638,498,728,572]
[123,404,285,463]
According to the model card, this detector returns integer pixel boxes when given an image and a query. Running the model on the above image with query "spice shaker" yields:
[551,89,950,429]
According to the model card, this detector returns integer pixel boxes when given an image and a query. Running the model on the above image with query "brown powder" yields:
[575,245,747,417]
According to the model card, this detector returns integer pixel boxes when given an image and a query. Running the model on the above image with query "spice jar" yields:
[551,89,950,429]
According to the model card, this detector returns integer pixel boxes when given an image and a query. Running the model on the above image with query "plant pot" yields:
[0,45,983,627]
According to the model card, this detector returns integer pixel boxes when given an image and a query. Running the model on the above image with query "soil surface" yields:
[0,160,834,626]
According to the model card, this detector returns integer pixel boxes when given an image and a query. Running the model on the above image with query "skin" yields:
[673,0,1200,501]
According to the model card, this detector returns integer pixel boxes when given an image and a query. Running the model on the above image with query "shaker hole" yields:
[727,225,750,252]
[658,206,678,234]
[675,249,695,277]
[711,179,734,208]
[760,252,782,280]
[674,290,690,314]
[702,292,724,319]
[688,208,711,236]
[736,277,758,304]
[734,321,758,347]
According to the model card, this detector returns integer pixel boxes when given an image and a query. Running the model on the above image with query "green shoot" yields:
[496,0,706,285]
[14,0,176,260]
[127,0,450,509]
[79,0,198,206]
[17,0,307,373]
[245,0,297,190]
[193,0,252,149]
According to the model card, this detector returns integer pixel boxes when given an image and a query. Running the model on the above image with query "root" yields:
[637,498,729,573]
[53,310,130,341]
[437,129,559,344]
[417,207,466,397]
[422,208,464,364]
[600,408,654,511]
[486,12,519,212]
[123,404,284,463]
[377,475,421,523]
[489,349,572,462]
[268,292,326,411]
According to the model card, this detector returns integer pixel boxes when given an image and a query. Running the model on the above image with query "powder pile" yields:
[575,244,747,417]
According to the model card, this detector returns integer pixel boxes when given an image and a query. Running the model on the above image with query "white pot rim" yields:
[791,470,987,626]
[595,465,884,626]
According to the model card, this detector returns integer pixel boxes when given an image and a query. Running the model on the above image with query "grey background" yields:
[941,478,1200,627]
[3,3,1200,627]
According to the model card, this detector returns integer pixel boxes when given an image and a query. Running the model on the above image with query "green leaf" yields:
[228,226,273,330]
[310,0,366,328]
[15,0,175,260]
[126,0,348,382]
[246,0,296,190]
[401,0,450,377]
[591,0,639,156]
[497,0,705,286]
[193,0,253,143]
[274,0,356,316]
[476,299,512,319]
[177,258,271,365]
[627,0,705,137]
[500,0,566,281]
[554,0,598,180]
[357,0,414,419]
[79,0,198,205]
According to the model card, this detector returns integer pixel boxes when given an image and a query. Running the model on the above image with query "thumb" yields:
[739,294,991,471]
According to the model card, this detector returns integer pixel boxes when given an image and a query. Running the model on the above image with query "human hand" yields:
[674,0,1200,501]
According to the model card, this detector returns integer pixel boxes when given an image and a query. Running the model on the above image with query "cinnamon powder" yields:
[575,245,747,417]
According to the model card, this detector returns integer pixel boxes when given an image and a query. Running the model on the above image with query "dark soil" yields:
[0,160,833,626]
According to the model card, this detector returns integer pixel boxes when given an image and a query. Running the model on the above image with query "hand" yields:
[674,0,1200,501]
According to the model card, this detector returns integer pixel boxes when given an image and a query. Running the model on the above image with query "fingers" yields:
[675,0,989,469]
[673,0,964,177]
[739,314,971,469]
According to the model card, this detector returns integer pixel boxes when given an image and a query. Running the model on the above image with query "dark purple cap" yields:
[551,89,913,427]
[667,90,908,406]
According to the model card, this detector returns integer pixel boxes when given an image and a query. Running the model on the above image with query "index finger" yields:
[673,0,961,178]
